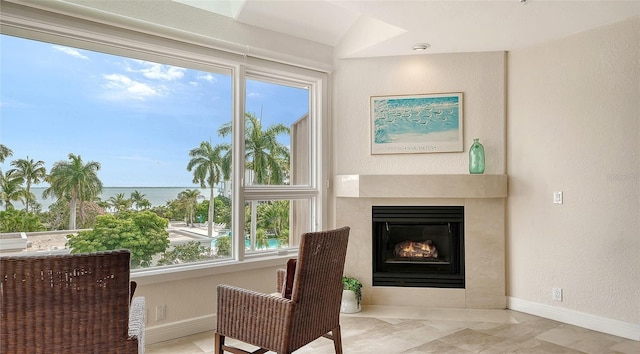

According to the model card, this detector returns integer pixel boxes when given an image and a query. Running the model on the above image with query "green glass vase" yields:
[469,138,485,174]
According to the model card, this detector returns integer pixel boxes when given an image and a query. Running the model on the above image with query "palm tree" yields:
[0,169,25,210]
[137,199,152,210]
[187,141,230,237]
[130,190,149,210]
[218,112,290,185]
[108,193,132,213]
[43,153,102,230]
[255,229,269,249]
[9,157,47,212]
[0,144,12,163]
[218,112,291,250]
[178,189,201,226]
[261,200,289,238]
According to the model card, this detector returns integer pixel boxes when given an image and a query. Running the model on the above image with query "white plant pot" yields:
[340,289,361,313]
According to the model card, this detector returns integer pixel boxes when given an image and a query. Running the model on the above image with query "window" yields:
[0,9,326,270]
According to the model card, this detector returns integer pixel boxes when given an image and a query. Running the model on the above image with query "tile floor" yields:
[145,306,639,353]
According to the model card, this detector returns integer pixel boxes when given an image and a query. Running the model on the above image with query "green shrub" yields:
[66,210,170,268]
[0,209,45,232]
[215,235,231,256]
[158,241,210,265]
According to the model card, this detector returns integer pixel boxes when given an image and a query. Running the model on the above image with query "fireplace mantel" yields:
[334,174,507,199]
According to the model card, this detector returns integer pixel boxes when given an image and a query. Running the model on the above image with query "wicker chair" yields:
[0,250,145,354]
[214,226,350,354]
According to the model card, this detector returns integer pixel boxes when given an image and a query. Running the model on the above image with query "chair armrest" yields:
[216,284,293,349]
[128,296,146,353]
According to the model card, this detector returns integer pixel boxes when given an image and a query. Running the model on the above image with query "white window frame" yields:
[237,68,325,260]
[0,1,329,280]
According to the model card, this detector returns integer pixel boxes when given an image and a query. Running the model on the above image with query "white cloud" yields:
[100,59,190,102]
[197,73,216,83]
[128,60,185,81]
[52,45,89,60]
[102,74,159,100]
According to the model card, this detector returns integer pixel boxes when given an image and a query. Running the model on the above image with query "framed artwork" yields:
[371,92,463,154]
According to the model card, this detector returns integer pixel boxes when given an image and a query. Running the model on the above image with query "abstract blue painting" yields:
[371,93,463,154]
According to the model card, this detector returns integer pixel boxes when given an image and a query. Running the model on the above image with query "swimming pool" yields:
[210,237,280,249]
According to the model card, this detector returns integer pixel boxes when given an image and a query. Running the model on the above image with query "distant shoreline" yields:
[29,186,214,210]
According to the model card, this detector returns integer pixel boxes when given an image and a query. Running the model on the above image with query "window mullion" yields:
[232,64,246,261]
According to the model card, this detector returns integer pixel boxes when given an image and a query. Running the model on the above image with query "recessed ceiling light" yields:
[412,43,431,51]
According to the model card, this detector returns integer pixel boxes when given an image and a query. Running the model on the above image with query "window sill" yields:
[131,251,298,285]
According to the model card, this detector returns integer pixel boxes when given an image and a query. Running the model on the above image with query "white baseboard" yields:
[507,296,639,341]
[145,314,216,345]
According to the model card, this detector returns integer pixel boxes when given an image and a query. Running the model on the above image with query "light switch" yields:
[553,191,563,204]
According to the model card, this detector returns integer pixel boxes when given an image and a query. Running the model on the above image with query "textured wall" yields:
[332,52,506,176]
[507,17,640,324]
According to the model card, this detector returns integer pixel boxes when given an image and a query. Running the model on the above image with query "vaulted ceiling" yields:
[169,0,639,58]
[35,0,640,59]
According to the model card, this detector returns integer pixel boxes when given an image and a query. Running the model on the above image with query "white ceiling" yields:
[169,0,640,58]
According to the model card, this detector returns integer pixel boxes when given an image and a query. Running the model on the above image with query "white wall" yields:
[332,52,506,177]
[507,17,640,326]
[134,262,283,344]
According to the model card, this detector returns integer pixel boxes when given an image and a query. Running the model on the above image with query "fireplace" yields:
[372,206,464,288]
[335,174,507,308]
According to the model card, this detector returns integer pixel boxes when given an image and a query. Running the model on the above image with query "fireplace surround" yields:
[334,174,507,309]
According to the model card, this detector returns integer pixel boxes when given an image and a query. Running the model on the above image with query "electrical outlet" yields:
[552,287,563,302]
[553,191,563,204]
[156,305,166,321]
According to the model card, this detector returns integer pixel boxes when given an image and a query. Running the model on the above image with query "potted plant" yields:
[341,276,362,313]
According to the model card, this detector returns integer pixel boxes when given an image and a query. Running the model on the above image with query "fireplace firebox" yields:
[372,206,465,288]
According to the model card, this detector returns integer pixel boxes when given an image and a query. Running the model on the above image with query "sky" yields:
[0,34,309,187]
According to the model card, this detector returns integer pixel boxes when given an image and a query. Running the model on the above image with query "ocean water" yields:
[30,187,213,210]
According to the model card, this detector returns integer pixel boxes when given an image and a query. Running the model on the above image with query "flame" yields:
[394,240,438,259]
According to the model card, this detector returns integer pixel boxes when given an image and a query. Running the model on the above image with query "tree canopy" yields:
[66,210,170,268]
[0,170,24,210]
[9,157,46,212]
[0,209,45,233]
[157,241,210,265]
[44,153,103,230]
[0,144,12,163]
[218,112,290,185]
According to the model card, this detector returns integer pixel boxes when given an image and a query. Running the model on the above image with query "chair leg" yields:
[332,325,343,354]
[214,333,225,354]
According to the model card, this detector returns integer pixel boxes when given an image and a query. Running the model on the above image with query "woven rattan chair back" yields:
[0,250,143,354]
[215,226,350,354]
[287,227,350,350]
